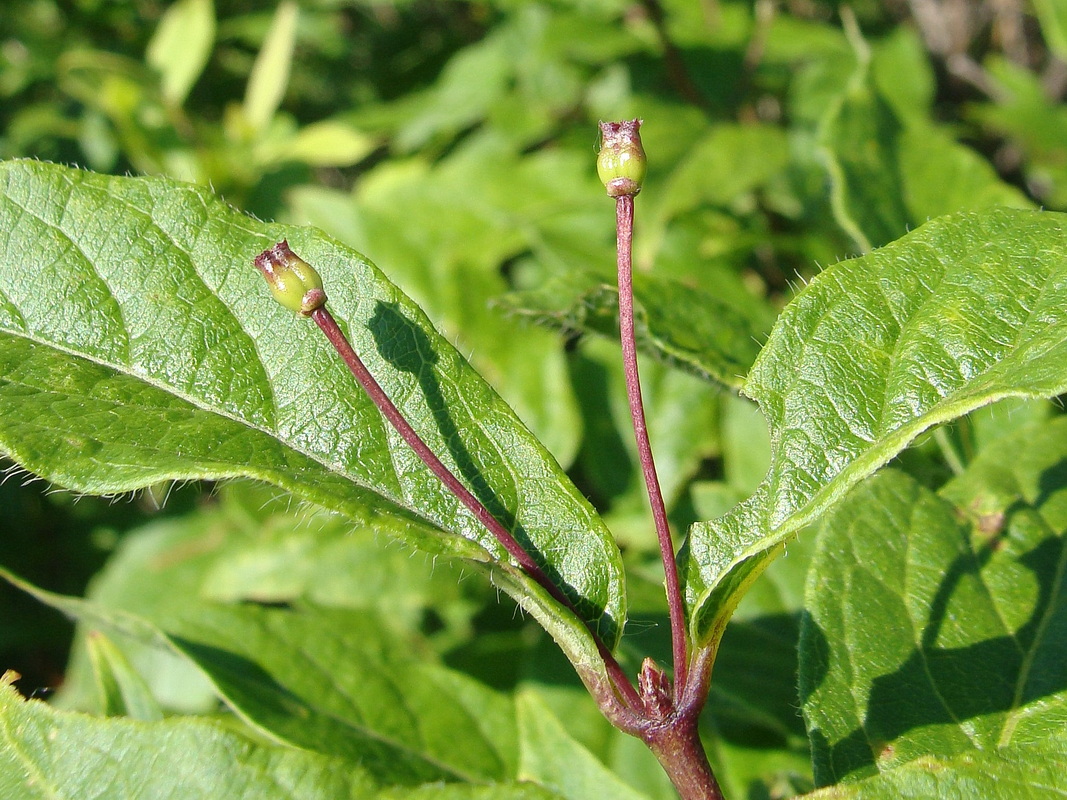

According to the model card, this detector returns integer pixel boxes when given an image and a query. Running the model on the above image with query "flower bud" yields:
[254,240,327,315]
[597,119,646,197]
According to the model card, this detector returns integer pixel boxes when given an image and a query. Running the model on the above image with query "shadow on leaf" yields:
[367,302,597,626]
[801,460,1067,783]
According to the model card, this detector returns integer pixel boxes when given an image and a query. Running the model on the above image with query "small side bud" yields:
[597,119,646,197]
[254,240,327,315]
[638,657,673,720]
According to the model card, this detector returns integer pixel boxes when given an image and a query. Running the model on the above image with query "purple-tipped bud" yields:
[597,119,646,197]
[254,240,326,315]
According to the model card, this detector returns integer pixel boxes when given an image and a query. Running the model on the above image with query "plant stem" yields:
[614,194,689,696]
[933,426,966,475]
[644,713,724,800]
[645,647,721,800]
[309,306,644,714]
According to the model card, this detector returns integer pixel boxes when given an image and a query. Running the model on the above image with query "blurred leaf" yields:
[55,483,489,715]
[801,443,1067,787]
[684,208,1067,653]
[3,569,520,785]
[84,630,163,721]
[56,50,178,177]
[968,56,1067,209]
[516,689,653,800]
[0,671,383,800]
[0,161,625,667]
[639,124,790,265]
[243,1,298,132]
[502,267,767,389]
[390,4,633,152]
[515,624,678,799]
[966,397,1053,455]
[258,118,377,167]
[766,15,853,127]
[395,26,511,152]
[707,736,812,800]
[719,393,771,497]
[700,527,815,797]
[869,26,935,125]
[569,337,720,550]
[897,126,1032,223]
[822,44,1030,251]
[146,0,216,106]
[1033,0,1067,61]
[382,786,562,800]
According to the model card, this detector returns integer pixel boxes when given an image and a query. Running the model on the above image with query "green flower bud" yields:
[597,119,646,197]
[254,240,327,315]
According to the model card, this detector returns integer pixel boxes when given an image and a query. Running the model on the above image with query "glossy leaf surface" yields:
[800,416,1067,791]
[801,742,1067,799]
[684,208,1067,648]
[0,160,625,662]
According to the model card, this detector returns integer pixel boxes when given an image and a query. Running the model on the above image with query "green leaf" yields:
[381,785,563,800]
[243,0,298,131]
[638,123,790,265]
[569,337,720,550]
[54,485,489,715]
[0,672,382,800]
[84,630,163,721]
[967,56,1067,210]
[821,44,1030,251]
[713,574,810,746]
[868,27,935,125]
[895,126,1032,224]
[0,160,624,668]
[502,267,767,389]
[146,0,216,106]
[699,531,815,797]
[2,568,519,785]
[516,619,678,800]
[719,393,771,496]
[1034,0,1067,61]
[966,397,1053,455]
[683,208,1067,650]
[800,742,1067,799]
[288,136,584,466]
[394,28,511,152]
[800,423,1067,792]
[516,690,653,800]
[258,119,377,168]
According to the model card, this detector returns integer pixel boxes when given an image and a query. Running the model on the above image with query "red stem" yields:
[614,194,689,696]
[309,306,644,714]
[644,713,724,800]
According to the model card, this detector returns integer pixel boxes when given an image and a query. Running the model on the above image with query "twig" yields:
[254,240,644,714]
[598,120,689,699]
